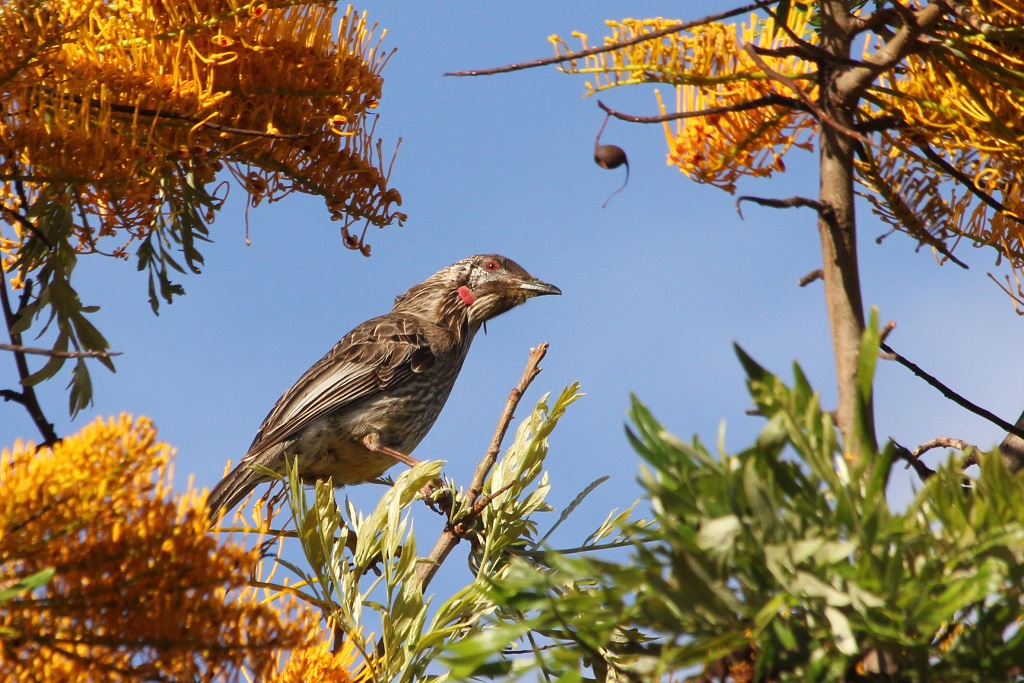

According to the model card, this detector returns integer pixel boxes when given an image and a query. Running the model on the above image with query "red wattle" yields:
[458,286,475,305]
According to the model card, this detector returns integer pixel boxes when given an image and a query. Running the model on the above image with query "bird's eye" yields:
[484,260,499,271]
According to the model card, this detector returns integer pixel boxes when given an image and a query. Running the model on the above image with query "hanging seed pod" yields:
[594,143,628,170]
[594,113,630,208]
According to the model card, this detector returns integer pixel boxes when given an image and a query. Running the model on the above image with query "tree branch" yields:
[597,95,802,124]
[0,204,51,247]
[60,92,318,140]
[880,340,1024,440]
[833,2,948,103]
[751,0,870,67]
[798,269,824,287]
[916,140,1024,226]
[0,342,122,358]
[735,194,827,219]
[0,271,58,445]
[742,43,872,145]
[444,2,772,77]
[890,439,936,480]
[913,435,975,458]
[415,343,549,590]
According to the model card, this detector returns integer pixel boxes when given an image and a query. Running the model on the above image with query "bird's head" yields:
[393,254,561,329]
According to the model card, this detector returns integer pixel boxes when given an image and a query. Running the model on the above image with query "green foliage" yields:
[446,327,1024,682]
[260,384,584,683]
[9,189,116,415]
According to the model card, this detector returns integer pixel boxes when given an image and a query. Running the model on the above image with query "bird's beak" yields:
[518,278,562,297]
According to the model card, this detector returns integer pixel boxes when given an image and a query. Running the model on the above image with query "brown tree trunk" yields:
[817,2,871,454]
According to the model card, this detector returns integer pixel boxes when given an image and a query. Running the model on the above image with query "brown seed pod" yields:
[594,114,630,208]
[594,143,628,170]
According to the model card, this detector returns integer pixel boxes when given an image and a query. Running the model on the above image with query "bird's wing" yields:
[243,313,442,457]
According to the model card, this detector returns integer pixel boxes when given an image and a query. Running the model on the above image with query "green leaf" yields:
[774,0,793,38]
[853,308,880,452]
[824,606,858,656]
[21,331,68,386]
[442,622,531,679]
[696,515,742,554]
[0,567,56,602]
[66,358,94,416]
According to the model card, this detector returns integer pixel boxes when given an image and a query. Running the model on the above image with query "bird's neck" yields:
[394,286,481,342]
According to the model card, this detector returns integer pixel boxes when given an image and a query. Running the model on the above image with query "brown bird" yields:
[207,254,560,517]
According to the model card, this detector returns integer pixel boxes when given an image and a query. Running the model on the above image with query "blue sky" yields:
[4,2,1024,572]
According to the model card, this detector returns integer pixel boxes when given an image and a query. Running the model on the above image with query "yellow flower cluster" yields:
[0,0,403,272]
[550,12,818,192]
[0,415,364,681]
[264,624,372,683]
[553,4,1024,301]
[858,2,1024,289]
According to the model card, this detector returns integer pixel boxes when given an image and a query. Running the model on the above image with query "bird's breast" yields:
[293,338,473,484]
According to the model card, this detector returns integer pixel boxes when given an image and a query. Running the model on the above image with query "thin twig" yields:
[465,343,549,505]
[833,2,947,103]
[0,342,122,359]
[917,140,1024,226]
[880,340,1024,440]
[0,205,50,247]
[742,43,872,145]
[444,2,770,77]
[751,0,870,67]
[0,270,57,444]
[415,343,549,590]
[880,320,896,343]
[798,269,824,287]
[54,92,320,140]
[735,194,826,219]
[890,439,936,480]
[598,95,802,124]
[913,436,973,458]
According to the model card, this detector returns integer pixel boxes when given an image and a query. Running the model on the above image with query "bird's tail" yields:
[207,462,267,523]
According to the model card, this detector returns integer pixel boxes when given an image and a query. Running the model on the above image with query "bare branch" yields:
[914,436,974,457]
[465,343,548,505]
[0,388,27,405]
[742,43,872,145]
[0,342,122,359]
[916,140,1024,226]
[0,204,51,247]
[598,95,802,124]
[834,2,948,103]
[880,340,1024,440]
[856,114,904,133]
[880,320,897,343]
[890,439,936,480]
[1,270,58,445]
[798,269,824,287]
[848,7,900,35]
[415,343,549,591]
[444,2,771,77]
[751,1,870,67]
[735,194,826,219]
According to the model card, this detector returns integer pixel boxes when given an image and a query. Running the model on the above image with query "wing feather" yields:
[244,313,438,456]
